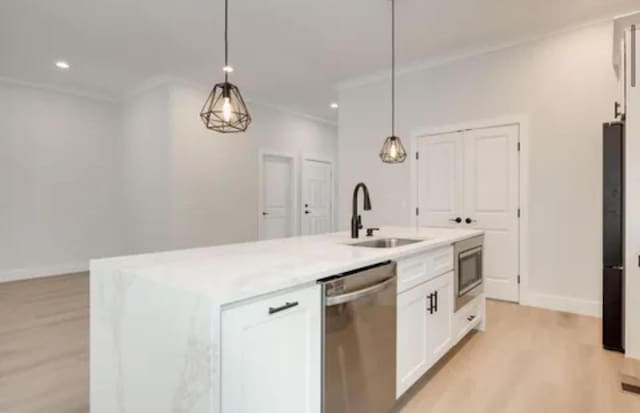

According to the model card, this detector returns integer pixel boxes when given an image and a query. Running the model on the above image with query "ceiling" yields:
[1,0,638,122]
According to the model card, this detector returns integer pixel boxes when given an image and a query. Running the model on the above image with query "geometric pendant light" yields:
[379,0,407,163]
[200,0,251,133]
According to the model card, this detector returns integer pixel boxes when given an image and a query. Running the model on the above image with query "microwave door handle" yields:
[459,246,483,260]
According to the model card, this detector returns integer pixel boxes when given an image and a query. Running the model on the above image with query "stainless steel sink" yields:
[349,238,424,249]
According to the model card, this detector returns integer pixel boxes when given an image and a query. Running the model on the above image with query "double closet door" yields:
[416,125,520,302]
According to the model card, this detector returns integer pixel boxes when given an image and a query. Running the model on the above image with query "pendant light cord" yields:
[391,0,395,136]
[225,0,229,82]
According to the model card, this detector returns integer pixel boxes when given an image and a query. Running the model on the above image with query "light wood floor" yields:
[1,274,639,413]
[0,273,89,413]
[397,300,640,413]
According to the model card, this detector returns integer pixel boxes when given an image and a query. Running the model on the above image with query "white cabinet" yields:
[221,284,321,413]
[397,246,453,293]
[453,294,484,342]
[396,271,454,398]
[426,272,453,364]
[397,281,430,397]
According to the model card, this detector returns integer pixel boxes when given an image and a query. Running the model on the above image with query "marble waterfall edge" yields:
[90,262,220,413]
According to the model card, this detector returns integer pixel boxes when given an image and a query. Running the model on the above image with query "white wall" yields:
[0,79,336,281]
[120,85,173,253]
[120,81,338,254]
[0,82,122,281]
[338,22,617,316]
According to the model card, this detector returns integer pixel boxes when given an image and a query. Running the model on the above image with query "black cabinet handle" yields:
[269,301,299,315]
[427,293,434,314]
[434,291,438,312]
[449,217,462,224]
[467,315,476,322]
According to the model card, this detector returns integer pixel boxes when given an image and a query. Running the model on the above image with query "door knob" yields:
[305,211,310,215]
[262,212,268,216]
[465,218,476,224]
[449,217,462,224]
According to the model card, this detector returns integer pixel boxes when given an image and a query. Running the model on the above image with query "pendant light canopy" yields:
[200,0,251,133]
[379,0,407,163]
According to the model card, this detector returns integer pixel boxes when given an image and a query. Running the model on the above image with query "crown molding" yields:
[613,10,640,20]
[0,76,117,103]
[247,98,337,127]
[0,73,336,126]
[337,16,618,91]
[126,75,337,126]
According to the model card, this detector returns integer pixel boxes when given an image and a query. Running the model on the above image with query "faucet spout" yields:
[351,183,372,239]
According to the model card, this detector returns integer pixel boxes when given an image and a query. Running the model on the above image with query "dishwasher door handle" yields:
[325,276,396,306]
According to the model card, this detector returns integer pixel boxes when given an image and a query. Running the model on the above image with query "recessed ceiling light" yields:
[330,102,339,109]
[55,61,70,70]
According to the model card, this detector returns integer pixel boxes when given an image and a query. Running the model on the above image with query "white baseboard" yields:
[627,351,640,361]
[521,292,601,318]
[0,261,89,283]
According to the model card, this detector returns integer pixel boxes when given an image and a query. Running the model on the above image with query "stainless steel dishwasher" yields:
[321,261,397,413]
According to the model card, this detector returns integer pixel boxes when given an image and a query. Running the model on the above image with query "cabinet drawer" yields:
[397,246,453,293]
[429,246,454,277]
[453,295,483,343]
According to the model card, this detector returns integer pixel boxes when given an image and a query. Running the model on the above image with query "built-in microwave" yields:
[454,236,484,311]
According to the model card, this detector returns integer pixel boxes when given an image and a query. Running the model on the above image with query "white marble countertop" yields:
[91,226,482,305]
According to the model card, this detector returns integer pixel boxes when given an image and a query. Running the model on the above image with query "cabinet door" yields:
[221,285,321,413]
[396,281,429,398]
[425,271,454,367]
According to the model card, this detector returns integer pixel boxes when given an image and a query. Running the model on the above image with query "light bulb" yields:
[389,142,397,158]
[222,97,233,122]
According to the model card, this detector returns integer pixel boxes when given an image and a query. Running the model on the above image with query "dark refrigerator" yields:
[603,122,625,353]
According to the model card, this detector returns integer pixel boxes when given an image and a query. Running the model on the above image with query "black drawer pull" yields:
[427,293,434,314]
[434,291,439,312]
[269,301,299,315]
[467,315,476,322]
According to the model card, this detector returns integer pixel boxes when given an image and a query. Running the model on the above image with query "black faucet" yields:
[351,183,372,239]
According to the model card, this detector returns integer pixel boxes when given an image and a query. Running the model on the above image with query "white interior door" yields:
[301,159,333,235]
[416,131,464,227]
[416,125,520,302]
[463,125,520,301]
[260,154,294,240]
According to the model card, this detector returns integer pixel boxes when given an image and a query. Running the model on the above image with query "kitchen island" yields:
[90,226,484,413]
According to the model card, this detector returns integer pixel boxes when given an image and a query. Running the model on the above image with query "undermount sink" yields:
[349,238,425,249]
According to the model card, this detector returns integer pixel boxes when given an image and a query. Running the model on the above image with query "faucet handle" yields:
[357,215,363,230]
[366,227,380,237]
